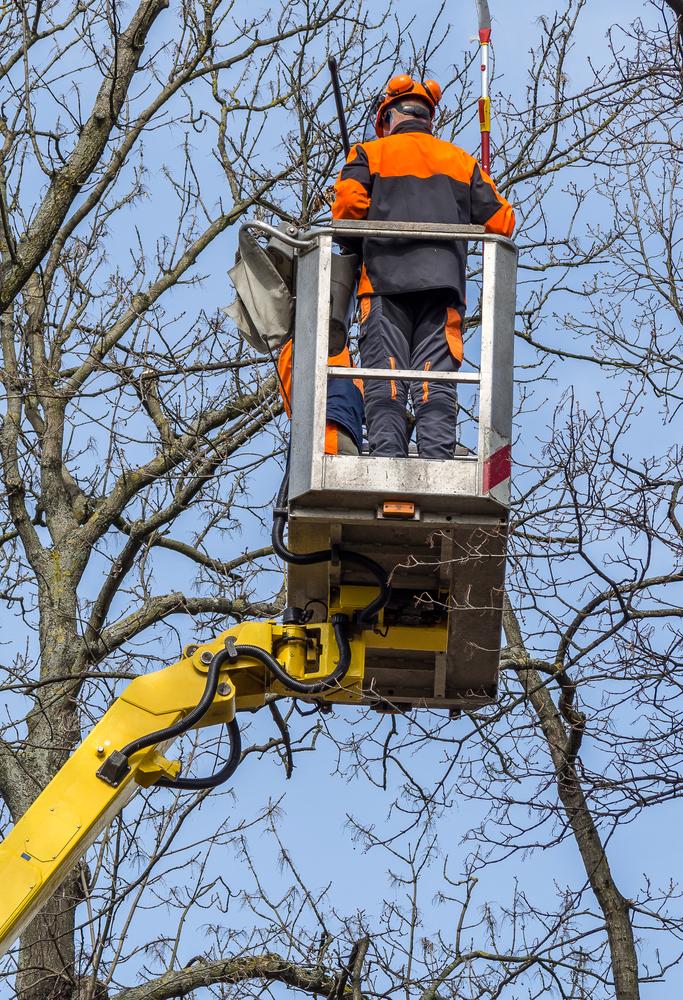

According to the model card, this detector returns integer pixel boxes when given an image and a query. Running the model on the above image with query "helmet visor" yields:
[365,93,383,141]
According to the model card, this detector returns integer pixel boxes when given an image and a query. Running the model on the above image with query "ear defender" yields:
[423,80,442,106]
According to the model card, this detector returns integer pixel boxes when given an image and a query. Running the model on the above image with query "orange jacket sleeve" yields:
[332,144,372,220]
[470,163,515,238]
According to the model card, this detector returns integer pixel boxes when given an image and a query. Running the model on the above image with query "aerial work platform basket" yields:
[268,220,518,710]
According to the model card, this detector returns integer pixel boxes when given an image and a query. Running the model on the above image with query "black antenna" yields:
[328,56,351,156]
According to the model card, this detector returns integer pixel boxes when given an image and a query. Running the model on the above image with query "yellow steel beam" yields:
[0,649,228,958]
[0,619,364,959]
[0,611,447,958]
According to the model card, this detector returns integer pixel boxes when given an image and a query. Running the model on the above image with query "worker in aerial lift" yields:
[227,224,363,455]
[276,336,364,455]
[332,75,515,459]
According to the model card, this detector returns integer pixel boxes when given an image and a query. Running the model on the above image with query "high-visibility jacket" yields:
[277,339,364,454]
[331,120,515,302]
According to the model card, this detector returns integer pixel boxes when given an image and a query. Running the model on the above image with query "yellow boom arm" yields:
[0,618,366,958]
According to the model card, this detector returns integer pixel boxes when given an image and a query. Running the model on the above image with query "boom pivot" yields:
[0,607,451,958]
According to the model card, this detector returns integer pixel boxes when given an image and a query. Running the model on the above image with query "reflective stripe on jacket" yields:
[331,121,515,300]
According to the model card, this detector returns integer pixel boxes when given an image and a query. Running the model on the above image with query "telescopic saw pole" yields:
[475,0,492,175]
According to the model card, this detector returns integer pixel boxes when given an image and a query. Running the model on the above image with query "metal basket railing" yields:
[243,220,518,511]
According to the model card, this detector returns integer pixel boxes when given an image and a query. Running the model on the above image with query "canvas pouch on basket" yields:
[226,225,359,356]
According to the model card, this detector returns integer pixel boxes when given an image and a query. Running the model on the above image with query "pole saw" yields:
[475,0,492,175]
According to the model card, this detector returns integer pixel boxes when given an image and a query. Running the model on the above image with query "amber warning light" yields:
[382,501,416,519]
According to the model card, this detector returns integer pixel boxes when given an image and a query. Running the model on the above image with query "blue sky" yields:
[2,1,680,996]
[106,1,682,993]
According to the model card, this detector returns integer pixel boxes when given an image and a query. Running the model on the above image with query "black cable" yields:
[120,647,234,760]
[96,645,237,787]
[97,614,350,789]
[156,717,242,791]
[272,457,392,625]
[272,518,331,566]
[152,615,350,790]
[293,700,326,717]
[334,548,392,627]
[234,614,351,695]
[303,598,329,620]
[272,462,331,565]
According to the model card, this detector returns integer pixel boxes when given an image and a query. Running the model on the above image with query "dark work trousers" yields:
[358,290,464,458]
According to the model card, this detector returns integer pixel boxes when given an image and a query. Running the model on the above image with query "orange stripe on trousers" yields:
[445,307,463,364]
[422,360,431,403]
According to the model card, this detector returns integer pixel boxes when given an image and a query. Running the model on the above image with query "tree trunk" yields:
[504,607,640,1000]
[10,567,85,1000]
[14,873,83,1000]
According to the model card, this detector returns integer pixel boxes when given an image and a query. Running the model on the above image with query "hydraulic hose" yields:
[272,459,392,624]
[119,646,233,762]
[156,717,242,791]
[235,613,351,695]
[96,645,236,787]
[97,615,351,789]
[272,461,332,565]
[334,548,392,627]
[151,616,350,789]
[272,504,331,567]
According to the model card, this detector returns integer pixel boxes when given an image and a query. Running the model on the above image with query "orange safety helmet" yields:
[374,74,442,137]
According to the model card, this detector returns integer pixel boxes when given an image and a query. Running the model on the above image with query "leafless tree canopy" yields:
[1,1,682,999]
